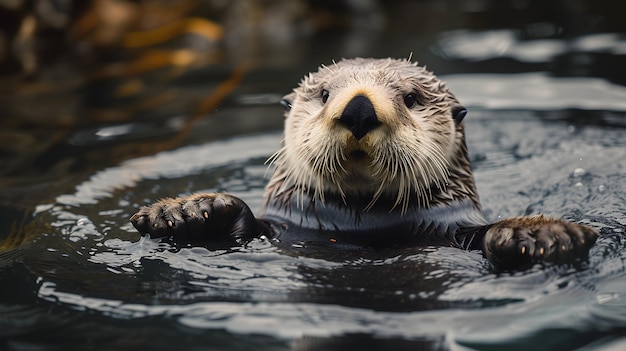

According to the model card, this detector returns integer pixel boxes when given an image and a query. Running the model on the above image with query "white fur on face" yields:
[268,58,461,212]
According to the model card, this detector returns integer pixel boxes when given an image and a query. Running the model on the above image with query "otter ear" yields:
[280,93,295,112]
[451,105,467,124]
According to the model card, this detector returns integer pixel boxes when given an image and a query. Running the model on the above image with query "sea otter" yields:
[130,57,597,269]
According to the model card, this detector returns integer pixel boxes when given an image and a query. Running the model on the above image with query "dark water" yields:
[2,2,626,350]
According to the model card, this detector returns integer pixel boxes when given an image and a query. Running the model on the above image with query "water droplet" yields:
[575,182,583,187]
[598,184,606,192]
[573,168,586,177]
[597,293,620,304]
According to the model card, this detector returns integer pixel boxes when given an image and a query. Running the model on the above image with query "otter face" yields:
[272,58,466,212]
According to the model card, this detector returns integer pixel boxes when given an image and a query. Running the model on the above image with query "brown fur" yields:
[266,58,477,213]
[131,57,598,269]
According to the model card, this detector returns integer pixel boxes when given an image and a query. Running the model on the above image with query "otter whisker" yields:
[265,146,288,178]
[421,142,450,189]
[278,136,352,208]
[321,63,335,75]
[369,133,451,214]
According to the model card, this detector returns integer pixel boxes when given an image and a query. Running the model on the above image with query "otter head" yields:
[269,58,469,212]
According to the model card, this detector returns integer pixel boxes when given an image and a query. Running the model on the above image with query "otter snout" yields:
[338,95,381,140]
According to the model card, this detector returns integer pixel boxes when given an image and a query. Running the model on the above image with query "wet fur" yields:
[266,58,471,212]
[131,57,598,270]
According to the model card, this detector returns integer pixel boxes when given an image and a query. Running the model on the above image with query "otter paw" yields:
[130,193,261,242]
[484,216,598,269]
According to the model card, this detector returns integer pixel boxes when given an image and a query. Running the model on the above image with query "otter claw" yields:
[130,193,262,243]
[484,216,598,269]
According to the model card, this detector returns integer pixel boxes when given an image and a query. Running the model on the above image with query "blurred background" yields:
[1,0,625,213]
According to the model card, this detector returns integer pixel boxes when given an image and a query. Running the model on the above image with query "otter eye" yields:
[321,89,329,104]
[404,94,420,108]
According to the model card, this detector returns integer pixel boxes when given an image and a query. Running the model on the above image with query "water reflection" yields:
[444,72,626,110]
[435,30,626,63]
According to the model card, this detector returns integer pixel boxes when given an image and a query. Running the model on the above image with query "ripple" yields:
[434,30,626,63]
[444,72,626,111]
[15,108,626,350]
[35,276,618,348]
[55,133,280,207]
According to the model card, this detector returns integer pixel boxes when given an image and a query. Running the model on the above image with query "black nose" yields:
[339,95,380,140]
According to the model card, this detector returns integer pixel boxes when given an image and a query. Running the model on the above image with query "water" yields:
[2,3,626,351]
[3,81,625,350]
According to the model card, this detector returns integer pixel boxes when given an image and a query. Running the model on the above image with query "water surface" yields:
[2,10,626,351]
